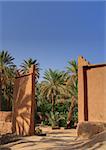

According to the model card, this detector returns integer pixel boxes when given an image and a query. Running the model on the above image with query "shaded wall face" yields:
[87,66,106,122]
[13,74,35,136]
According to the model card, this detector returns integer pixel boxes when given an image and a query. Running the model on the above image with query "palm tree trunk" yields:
[67,96,76,128]
[52,94,54,112]
[7,97,11,111]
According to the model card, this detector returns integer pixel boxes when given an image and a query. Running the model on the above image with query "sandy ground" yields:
[0,126,106,150]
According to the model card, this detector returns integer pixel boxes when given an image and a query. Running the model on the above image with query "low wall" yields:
[0,111,12,135]
[0,111,12,122]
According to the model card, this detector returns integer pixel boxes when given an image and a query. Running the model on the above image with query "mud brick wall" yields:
[0,111,12,122]
[0,111,12,134]
[12,65,35,136]
[78,56,106,122]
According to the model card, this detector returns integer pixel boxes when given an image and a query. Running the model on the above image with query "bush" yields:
[37,100,52,124]
[35,127,42,134]
[72,105,78,123]
[47,111,65,127]
[36,99,78,128]
[1,96,12,111]
[58,112,68,127]
[54,101,71,113]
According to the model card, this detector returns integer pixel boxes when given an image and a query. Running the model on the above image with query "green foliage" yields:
[35,127,42,134]
[20,58,39,79]
[0,50,16,80]
[0,50,16,110]
[54,101,71,113]
[72,104,78,122]
[0,50,78,128]
[47,111,65,127]
[66,59,78,126]
[37,99,71,127]
[40,69,68,111]
[54,102,70,127]
[59,112,68,127]
[66,60,78,76]
[36,89,52,125]
[1,96,7,111]
[37,100,52,115]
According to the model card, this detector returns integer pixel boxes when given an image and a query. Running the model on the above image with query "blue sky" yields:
[0,1,105,81]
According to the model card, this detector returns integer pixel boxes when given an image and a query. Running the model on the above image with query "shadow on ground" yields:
[0,130,106,150]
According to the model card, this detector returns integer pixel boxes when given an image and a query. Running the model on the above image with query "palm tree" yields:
[66,60,78,128]
[20,58,39,80]
[0,50,16,110]
[67,60,78,77]
[40,69,67,112]
[67,79,78,127]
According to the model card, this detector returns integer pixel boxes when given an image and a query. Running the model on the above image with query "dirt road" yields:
[0,127,106,150]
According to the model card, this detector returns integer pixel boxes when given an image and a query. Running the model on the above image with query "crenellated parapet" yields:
[78,56,90,67]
